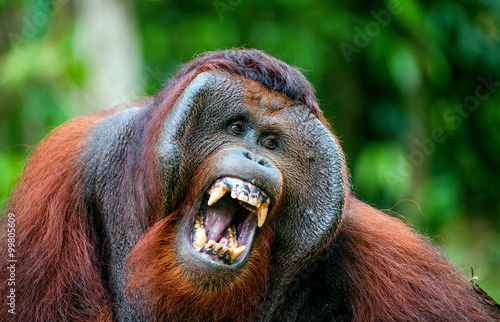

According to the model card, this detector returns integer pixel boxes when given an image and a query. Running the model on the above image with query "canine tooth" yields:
[257,205,268,227]
[230,246,246,262]
[206,240,216,249]
[194,228,207,247]
[213,243,222,253]
[208,185,227,206]
[220,246,229,255]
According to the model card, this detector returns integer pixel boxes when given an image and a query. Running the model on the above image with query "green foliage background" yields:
[1,0,499,299]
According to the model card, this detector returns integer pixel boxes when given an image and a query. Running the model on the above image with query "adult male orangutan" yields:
[1,49,498,321]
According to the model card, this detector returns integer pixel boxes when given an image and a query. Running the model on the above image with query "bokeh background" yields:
[1,0,499,299]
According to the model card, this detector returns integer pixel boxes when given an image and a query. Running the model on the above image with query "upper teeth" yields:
[207,178,270,228]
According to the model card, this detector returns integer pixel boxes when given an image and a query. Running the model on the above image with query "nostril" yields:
[256,157,271,168]
[240,149,272,168]
[242,150,255,161]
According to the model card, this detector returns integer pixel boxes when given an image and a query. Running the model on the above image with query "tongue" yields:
[202,196,237,242]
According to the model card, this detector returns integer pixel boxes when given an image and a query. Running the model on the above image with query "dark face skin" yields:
[155,71,345,295]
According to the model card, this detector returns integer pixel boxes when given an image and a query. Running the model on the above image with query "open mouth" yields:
[190,177,270,265]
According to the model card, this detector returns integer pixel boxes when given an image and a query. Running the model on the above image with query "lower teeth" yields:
[193,217,246,263]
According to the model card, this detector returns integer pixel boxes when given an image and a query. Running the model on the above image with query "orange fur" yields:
[0,114,113,321]
[338,195,497,321]
[126,212,273,321]
[126,155,276,321]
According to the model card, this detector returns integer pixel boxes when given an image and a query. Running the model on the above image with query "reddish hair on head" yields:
[158,49,322,118]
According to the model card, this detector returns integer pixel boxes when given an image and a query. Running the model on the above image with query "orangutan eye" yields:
[230,121,244,134]
[263,135,277,149]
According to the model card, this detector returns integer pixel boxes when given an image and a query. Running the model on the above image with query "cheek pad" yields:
[270,106,345,274]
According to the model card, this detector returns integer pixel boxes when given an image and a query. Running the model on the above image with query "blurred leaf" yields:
[0,153,24,212]
[419,173,460,227]
[352,142,411,205]
[388,43,421,94]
